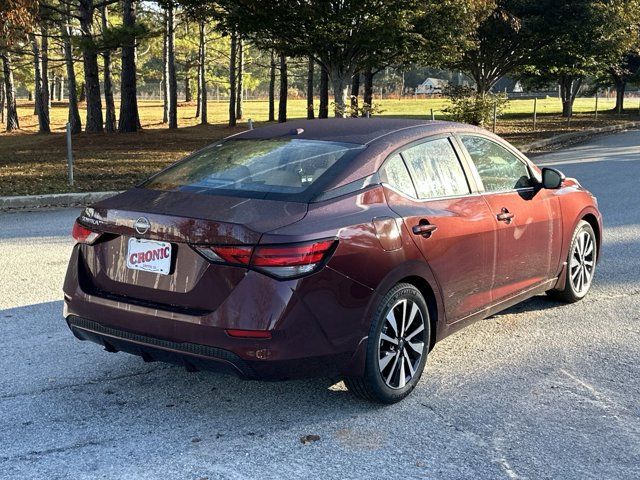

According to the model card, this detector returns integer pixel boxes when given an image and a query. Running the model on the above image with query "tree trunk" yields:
[198,20,207,124]
[329,65,352,118]
[30,33,50,133]
[167,1,177,129]
[195,33,201,118]
[319,63,329,119]
[228,30,237,127]
[350,73,360,118]
[0,81,5,124]
[57,75,64,101]
[41,25,51,114]
[184,74,191,102]
[78,0,103,132]
[363,66,374,115]
[79,83,86,102]
[118,0,140,132]
[278,53,287,123]
[162,10,169,124]
[306,56,314,119]
[61,7,81,133]
[1,54,19,131]
[559,75,583,118]
[236,36,243,120]
[268,50,275,122]
[102,4,116,132]
[613,77,626,114]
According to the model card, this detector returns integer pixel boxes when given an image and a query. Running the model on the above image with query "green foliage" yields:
[443,84,509,126]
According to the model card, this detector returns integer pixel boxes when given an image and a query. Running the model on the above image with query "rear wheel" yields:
[345,283,430,404]
[548,220,597,303]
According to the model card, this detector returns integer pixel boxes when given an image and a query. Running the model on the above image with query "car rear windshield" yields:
[142,139,365,201]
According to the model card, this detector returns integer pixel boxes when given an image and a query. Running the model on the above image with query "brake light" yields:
[209,245,253,265]
[72,221,101,245]
[195,239,337,279]
[252,240,336,278]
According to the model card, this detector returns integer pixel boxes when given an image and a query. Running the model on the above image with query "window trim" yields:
[454,133,538,195]
[378,133,480,202]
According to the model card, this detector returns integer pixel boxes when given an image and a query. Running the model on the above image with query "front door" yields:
[459,135,562,302]
[380,138,497,323]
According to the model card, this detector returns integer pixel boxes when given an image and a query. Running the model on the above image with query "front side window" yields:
[143,139,365,200]
[460,136,532,192]
[401,138,470,199]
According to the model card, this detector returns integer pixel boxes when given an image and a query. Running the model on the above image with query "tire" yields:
[345,283,431,404]
[548,220,597,303]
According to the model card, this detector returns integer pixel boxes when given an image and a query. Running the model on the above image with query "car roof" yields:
[234,118,484,146]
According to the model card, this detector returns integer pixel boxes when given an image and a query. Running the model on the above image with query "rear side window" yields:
[460,136,532,192]
[401,138,470,199]
[143,139,365,200]
[379,154,417,197]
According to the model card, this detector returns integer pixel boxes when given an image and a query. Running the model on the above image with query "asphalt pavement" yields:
[1,130,639,479]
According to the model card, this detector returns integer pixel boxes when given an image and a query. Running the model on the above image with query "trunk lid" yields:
[77,188,307,313]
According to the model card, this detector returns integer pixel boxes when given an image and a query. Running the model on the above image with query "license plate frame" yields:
[126,238,172,275]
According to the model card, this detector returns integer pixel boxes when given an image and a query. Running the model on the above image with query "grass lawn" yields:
[1,96,637,196]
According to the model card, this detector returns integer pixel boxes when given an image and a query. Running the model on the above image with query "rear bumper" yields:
[67,315,258,378]
[66,314,355,380]
[63,246,373,380]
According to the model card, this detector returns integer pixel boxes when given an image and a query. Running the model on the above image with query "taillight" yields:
[72,221,101,245]
[194,239,337,279]
[252,240,336,278]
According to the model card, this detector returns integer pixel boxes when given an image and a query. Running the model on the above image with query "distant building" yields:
[416,78,448,95]
[492,77,524,94]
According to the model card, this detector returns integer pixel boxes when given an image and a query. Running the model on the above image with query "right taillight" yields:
[195,239,337,279]
[72,221,101,245]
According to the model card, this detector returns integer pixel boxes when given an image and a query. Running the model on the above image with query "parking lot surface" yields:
[1,130,639,479]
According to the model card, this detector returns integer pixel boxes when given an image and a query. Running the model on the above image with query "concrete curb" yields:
[0,191,122,211]
[520,121,640,153]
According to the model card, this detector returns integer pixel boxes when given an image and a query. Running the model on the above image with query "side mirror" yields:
[541,167,565,189]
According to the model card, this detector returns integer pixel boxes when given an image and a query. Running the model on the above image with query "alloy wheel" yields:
[570,229,595,295]
[377,299,426,389]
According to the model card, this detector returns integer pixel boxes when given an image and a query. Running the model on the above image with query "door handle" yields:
[496,207,514,224]
[412,221,437,237]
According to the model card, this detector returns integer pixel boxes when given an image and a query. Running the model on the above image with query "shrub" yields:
[443,84,509,127]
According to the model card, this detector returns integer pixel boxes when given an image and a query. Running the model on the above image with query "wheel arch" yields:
[581,213,601,261]
[397,275,438,351]
[340,260,445,377]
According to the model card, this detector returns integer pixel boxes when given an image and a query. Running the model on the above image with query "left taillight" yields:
[194,239,337,279]
[72,221,101,245]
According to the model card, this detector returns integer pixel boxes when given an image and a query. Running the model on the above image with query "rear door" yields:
[458,135,562,302]
[381,137,497,323]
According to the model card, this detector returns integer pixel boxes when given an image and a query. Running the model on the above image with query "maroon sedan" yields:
[63,119,601,403]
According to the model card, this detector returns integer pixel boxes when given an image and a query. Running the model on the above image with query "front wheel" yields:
[345,283,430,404]
[548,220,597,303]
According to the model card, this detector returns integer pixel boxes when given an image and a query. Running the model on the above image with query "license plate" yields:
[126,238,172,275]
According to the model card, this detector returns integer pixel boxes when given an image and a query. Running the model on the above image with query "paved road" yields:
[1,131,639,480]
